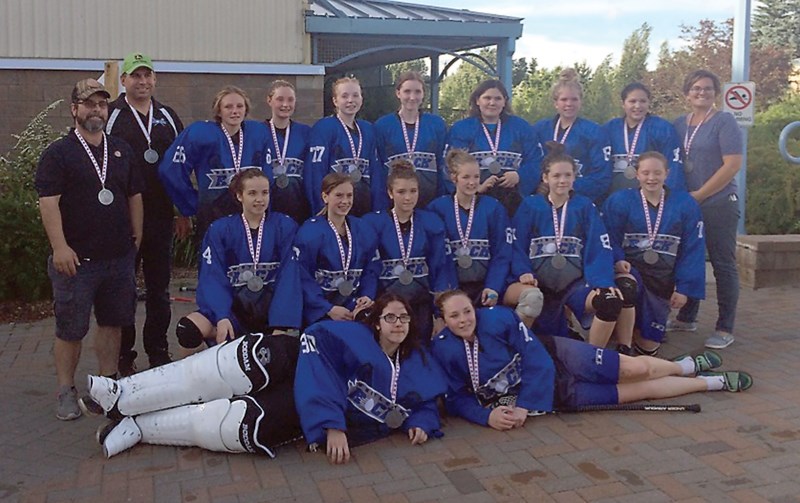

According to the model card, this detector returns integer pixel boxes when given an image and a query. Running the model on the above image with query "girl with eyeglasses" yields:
[295,293,447,464]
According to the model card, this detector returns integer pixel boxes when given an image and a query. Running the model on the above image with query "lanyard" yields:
[399,113,419,154]
[623,119,644,163]
[74,129,108,188]
[387,352,401,402]
[125,97,154,148]
[241,213,265,265]
[454,195,476,250]
[337,116,363,160]
[553,117,573,145]
[269,120,291,165]
[481,120,502,156]
[549,197,569,252]
[391,209,414,267]
[222,124,244,171]
[328,218,353,273]
[639,189,665,246]
[683,107,713,158]
[463,338,480,393]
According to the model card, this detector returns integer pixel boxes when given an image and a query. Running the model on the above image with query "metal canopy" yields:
[306,0,523,107]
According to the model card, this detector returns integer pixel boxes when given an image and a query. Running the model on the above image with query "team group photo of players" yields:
[37,51,754,465]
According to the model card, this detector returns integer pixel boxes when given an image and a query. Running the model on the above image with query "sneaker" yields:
[56,386,81,421]
[78,395,106,417]
[700,371,753,392]
[665,319,697,332]
[673,350,723,373]
[705,332,735,349]
[633,342,660,356]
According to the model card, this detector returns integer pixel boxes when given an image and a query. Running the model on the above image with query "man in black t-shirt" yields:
[36,78,144,420]
[106,53,187,375]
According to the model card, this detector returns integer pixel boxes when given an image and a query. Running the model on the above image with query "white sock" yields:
[699,374,725,391]
[676,356,695,376]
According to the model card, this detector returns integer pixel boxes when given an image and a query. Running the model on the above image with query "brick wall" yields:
[0,70,324,156]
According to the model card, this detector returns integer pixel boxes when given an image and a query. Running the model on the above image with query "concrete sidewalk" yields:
[2,276,799,503]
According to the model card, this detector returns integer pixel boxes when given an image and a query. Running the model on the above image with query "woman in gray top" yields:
[666,69,744,349]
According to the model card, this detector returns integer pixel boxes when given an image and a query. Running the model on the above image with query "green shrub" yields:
[0,101,63,301]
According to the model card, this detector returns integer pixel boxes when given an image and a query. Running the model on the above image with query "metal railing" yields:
[779,121,800,164]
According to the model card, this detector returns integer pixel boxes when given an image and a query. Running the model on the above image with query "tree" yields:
[752,0,800,59]
[616,23,652,89]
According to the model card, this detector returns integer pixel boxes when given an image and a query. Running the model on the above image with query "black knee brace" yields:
[176,316,203,349]
[615,276,638,308]
[592,288,623,322]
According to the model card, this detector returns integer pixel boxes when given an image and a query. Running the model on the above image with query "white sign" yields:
[722,81,755,127]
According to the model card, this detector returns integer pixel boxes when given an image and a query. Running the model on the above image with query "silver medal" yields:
[144,148,159,164]
[457,254,473,269]
[337,279,355,297]
[488,161,502,175]
[399,269,414,285]
[272,160,286,175]
[350,166,362,183]
[643,249,659,265]
[614,159,628,172]
[276,174,289,188]
[624,165,637,179]
[385,408,405,429]
[98,188,114,205]
[551,253,567,270]
[247,275,264,292]
[240,270,254,282]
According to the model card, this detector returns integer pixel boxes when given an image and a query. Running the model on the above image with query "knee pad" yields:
[614,276,638,308]
[176,316,203,349]
[516,287,544,319]
[591,288,623,322]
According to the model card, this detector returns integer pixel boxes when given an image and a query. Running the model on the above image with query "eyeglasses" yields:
[690,86,715,94]
[78,99,109,109]
[381,313,412,324]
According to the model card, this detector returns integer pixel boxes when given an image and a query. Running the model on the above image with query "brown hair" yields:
[228,168,269,197]
[267,80,295,99]
[551,68,583,101]
[434,289,471,314]
[537,142,578,196]
[445,148,478,179]
[682,69,721,96]
[387,159,419,190]
[636,151,669,171]
[317,172,354,216]
[212,86,251,122]
[469,79,513,119]
[395,71,426,91]
[364,293,422,361]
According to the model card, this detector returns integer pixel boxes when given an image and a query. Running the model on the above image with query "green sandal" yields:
[700,371,754,392]
[672,350,723,373]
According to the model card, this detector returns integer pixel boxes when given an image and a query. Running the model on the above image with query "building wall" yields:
[0,0,309,63]
[0,69,324,155]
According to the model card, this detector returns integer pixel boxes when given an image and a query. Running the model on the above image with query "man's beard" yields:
[77,115,105,133]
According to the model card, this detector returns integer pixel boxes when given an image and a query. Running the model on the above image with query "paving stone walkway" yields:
[2,274,799,502]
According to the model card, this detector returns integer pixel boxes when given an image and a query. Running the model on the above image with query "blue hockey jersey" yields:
[427,195,512,296]
[374,112,448,208]
[601,115,685,199]
[196,212,300,331]
[295,320,447,447]
[265,119,312,223]
[293,215,380,324]
[602,188,705,300]
[447,116,543,215]
[531,116,611,203]
[511,193,615,294]
[430,306,555,425]
[305,116,384,217]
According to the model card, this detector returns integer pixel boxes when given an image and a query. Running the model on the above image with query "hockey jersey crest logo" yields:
[315,268,364,292]
[528,236,584,260]
[378,257,429,280]
[474,353,523,406]
[622,233,680,257]
[444,239,491,260]
[331,158,370,179]
[385,152,437,172]
[347,379,409,426]
[471,151,522,171]
[207,165,261,190]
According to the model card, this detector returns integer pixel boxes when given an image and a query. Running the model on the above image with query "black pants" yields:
[120,216,174,361]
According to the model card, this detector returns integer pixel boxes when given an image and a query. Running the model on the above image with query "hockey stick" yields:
[559,403,701,413]
[178,286,197,292]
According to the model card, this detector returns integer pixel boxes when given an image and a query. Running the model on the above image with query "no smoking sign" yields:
[722,81,755,127]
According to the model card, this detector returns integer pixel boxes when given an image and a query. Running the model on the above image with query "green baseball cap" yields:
[122,52,154,75]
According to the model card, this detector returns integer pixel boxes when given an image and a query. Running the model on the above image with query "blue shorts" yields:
[549,336,620,408]
[536,282,594,338]
[48,250,136,341]
[630,268,670,343]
